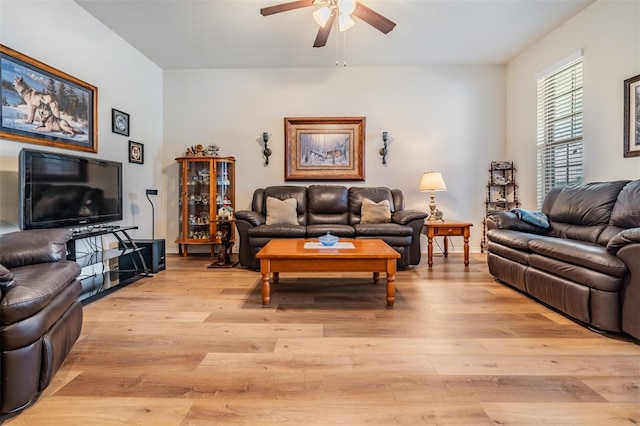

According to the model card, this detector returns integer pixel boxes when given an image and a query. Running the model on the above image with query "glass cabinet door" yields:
[180,159,212,241]
[214,159,235,241]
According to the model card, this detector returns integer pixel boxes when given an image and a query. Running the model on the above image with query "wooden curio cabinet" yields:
[175,156,236,259]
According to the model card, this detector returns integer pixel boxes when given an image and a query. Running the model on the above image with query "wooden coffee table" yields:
[256,239,400,306]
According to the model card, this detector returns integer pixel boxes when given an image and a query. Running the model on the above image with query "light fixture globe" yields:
[313,6,332,27]
[339,14,355,32]
[339,0,356,15]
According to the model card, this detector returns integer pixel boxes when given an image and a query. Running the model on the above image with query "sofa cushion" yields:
[306,224,355,238]
[248,224,306,239]
[360,198,391,224]
[548,180,630,226]
[354,223,413,237]
[307,185,349,225]
[610,180,640,228]
[266,197,298,225]
[486,229,544,251]
[528,237,627,278]
[528,254,623,292]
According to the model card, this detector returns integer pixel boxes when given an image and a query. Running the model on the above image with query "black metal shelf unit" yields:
[66,226,150,303]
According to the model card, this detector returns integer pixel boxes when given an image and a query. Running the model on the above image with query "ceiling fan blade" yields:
[352,2,396,34]
[260,0,315,16]
[313,13,336,47]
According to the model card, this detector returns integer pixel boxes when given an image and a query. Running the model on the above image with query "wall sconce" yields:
[262,132,272,166]
[379,131,389,164]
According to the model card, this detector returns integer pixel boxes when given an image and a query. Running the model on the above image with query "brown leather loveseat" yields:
[486,180,640,340]
[235,185,428,270]
[0,228,83,416]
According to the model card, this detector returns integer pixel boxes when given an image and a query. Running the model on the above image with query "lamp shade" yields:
[419,172,447,192]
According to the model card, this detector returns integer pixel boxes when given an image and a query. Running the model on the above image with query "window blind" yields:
[536,56,584,208]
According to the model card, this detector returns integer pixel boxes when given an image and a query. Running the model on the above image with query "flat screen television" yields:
[19,148,123,230]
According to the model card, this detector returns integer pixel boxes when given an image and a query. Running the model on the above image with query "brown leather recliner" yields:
[486,180,640,339]
[235,185,428,270]
[0,228,83,416]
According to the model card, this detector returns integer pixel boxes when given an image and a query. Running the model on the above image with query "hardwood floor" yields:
[5,253,639,425]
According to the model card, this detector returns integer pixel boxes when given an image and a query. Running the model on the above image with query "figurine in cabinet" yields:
[218,205,233,220]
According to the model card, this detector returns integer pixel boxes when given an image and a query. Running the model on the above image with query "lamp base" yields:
[427,192,438,222]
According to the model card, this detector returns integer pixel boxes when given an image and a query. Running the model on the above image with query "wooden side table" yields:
[422,219,473,267]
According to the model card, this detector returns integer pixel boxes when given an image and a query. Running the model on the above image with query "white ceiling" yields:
[74,0,595,69]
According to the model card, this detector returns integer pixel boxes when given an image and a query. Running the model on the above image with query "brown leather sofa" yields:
[235,185,428,270]
[0,228,83,416]
[486,180,640,340]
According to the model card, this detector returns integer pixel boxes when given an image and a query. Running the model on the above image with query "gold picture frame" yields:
[284,116,365,181]
[0,44,98,153]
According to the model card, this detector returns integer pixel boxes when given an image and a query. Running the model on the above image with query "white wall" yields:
[7,1,634,257]
[163,66,506,253]
[506,0,640,209]
[0,0,164,239]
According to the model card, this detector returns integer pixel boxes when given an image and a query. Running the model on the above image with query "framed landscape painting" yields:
[284,116,365,181]
[0,44,97,153]
[624,74,640,158]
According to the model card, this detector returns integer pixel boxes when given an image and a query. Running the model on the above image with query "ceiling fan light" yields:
[338,14,355,32]
[313,6,332,27]
[339,0,356,16]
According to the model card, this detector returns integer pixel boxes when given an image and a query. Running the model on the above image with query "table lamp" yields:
[419,171,447,222]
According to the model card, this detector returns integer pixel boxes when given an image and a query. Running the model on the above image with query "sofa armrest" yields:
[486,210,547,234]
[0,264,16,291]
[606,227,640,255]
[0,228,72,268]
[617,241,640,340]
[234,210,265,227]
[392,209,428,226]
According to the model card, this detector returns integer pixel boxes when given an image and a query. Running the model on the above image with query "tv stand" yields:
[66,226,150,303]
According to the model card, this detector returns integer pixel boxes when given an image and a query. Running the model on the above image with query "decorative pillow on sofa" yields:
[361,198,391,224]
[266,197,299,225]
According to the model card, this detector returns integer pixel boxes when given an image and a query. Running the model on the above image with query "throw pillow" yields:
[360,198,391,224]
[266,197,298,225]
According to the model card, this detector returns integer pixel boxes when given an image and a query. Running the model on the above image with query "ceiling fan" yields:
[260,0,396,48]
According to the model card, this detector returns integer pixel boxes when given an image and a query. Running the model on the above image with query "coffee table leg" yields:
[261,274,270,305]
[386,273,395,306]
[372,272,380,283]
[260,260,271,305]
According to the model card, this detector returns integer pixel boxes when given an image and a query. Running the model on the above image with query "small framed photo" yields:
[129,140,143,164]
[624,74,640,158]
[112,108,130,136]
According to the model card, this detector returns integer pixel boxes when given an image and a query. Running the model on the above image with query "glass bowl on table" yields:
[318,232,339,246]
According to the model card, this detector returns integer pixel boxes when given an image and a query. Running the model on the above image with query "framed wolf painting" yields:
[284,117,366,181]
[0,44,97,153]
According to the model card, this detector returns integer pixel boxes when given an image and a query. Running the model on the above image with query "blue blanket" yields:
[510,208,550,229]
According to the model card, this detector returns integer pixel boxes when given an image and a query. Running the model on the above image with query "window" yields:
[536,53,583,208]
